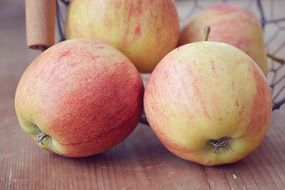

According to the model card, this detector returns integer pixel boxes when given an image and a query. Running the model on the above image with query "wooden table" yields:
[1,0,285,189]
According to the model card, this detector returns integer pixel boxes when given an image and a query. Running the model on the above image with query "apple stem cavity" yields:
[208,136,232,153]
[203,26,211,41]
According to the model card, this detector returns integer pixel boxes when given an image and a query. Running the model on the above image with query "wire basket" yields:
[56,0,285,117]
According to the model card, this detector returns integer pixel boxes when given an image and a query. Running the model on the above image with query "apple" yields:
[15,39,144,157]
[66,0,179,73]
[144,41,272,166]
[178,4,268,75]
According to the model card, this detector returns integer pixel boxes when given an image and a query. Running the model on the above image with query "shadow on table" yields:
[46,122,284,173]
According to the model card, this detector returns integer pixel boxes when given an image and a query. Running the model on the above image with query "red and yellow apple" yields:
[15,39,144,157]
[66,0,179,73]
[144,41,272,166]
[179,4,268,74]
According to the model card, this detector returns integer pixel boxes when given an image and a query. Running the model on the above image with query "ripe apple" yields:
[15,39,144,157]
[144,41,272,166]
[178,4,268,75]
[66,0,179,73]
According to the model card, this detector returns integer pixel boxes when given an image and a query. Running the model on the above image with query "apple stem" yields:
[35,131,50,145]
[267,53,285,64]
[208,136,232,153]
[204,26,211,41]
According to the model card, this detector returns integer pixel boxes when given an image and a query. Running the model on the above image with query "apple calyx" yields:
[36,132,49,145]
[34,127,51,147]
[203,26,211,41]
[208,136,232,153]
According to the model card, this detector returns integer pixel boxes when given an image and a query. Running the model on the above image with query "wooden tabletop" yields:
[1,0,285,189]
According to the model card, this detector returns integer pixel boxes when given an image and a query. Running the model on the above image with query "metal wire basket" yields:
[56,0,285,116]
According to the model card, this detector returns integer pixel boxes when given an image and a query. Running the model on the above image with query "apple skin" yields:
[15,39,144,157]
[144,42,272,166]
[178,4,268,75]
[66,0,179,73]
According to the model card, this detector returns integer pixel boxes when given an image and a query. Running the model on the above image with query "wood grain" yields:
[1,0,285,189]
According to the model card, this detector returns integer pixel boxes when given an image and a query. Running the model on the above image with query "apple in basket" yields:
[66,0,180,73]
[179,4,268,75]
